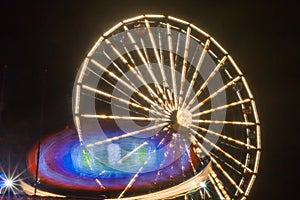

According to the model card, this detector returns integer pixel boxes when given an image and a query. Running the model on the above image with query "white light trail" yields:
[190,124,256,149]
[188,128,253,173]
[178,26,191,108]
[82,84,168,118]
[90,59,166,114]
[87,122,167,147]
[185,56,228,111]
[167,23,178,109]
[192,98,251,117]
[190,75,241,113]
[117,142,148,163]
[192,119,255,126]
[182,39,210,108]
[191,136,245,195]
[86,66,141,105]
[81,114,169,122]
[145,19,169,90]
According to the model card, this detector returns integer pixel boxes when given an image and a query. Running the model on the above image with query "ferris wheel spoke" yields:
[211,156,245,196]
[140,39,165,96]
[102,48,139,92]
[192,119,256,126]
[82,92,154,118]
[193,98,251,117]
[190,76,241,113]
[182,39,210,109]
[140,39,173,112]
[178,26,191,108]
[195,141,245,196]
[125,42,167,110]
[81,114,169,123]
[90,59,166,114]
[190,135,245,195]
[190,124,256,149]
[173,30,183,109]
[86,66,141,105]
[82,84,168,118]
[145,19,169,90]
[188,128,253,173]
[86,122,168,147]
[185,56,228,111]
[123,26,168,112]
[106,39,167,113]
[167,23,178,109]
[209,171,230,200]
[210,151,243,176]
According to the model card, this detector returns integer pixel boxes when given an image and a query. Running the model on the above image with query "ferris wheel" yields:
[72,14,261,199]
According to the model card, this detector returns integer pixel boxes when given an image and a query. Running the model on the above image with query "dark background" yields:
[0,0,299,199]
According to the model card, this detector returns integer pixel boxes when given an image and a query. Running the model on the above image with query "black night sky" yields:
[0,1,299,199]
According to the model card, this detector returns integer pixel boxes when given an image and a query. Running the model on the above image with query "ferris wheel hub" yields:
[177,109,192,127]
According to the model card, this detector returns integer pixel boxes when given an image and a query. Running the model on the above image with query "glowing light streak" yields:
[145,19,169,89]
[87,37,104,57]
[190,75,241,113]
[188,128,253,173]
[192,98,251,117]
[168,16,189,25]
[228,55,243,76]
[167,23,178,109]
[210,151,243,175]
[102,50,139,91]
[208,173,226,200]
[190,124,256,149]
[81,114,168,122]
[190,24,210,38]
[210,170,230,200]
[186,56,228,110]
[86,122,167,147]
[118,166,144,199]
[242,77,254,99]
[74,85,81,114]
[182,39,210,108]
[95,178,106,189]
[87,66,140,105]
[20,180,66,198]
[140,39,166,104]
[107,161,211,200]
[123,15,144,23]
[105,40,161,104]
[117,142,148,163]
[254,150,261,173]
[82,84,168,118]
[82,92,152,119]
[210,37,228,55]
[184,144,197,175]
[90,59,165,114]
[178,26,191,107]
[194,139,245,195]
[104,22,123,37]
[192,119,256,126]
[145,14,165,18]
[123,26,168,112]
[251,100,260,124]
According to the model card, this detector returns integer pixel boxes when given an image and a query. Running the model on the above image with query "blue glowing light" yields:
[27,126,201,193]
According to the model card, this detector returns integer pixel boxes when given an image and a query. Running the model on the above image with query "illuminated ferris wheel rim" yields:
[72,14,261,200]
